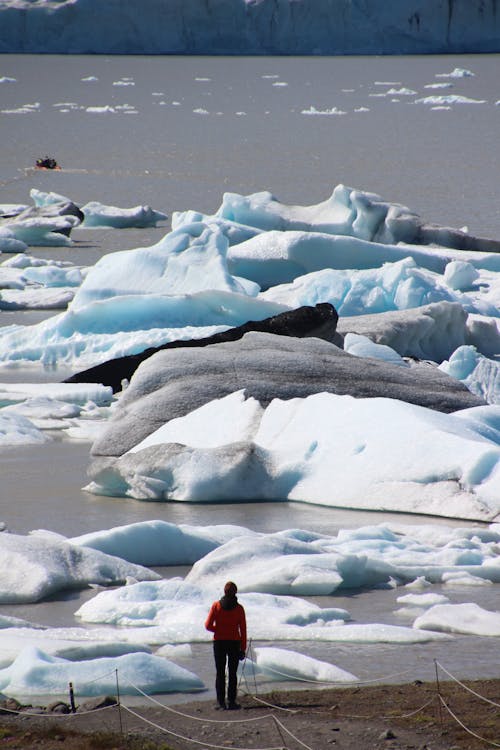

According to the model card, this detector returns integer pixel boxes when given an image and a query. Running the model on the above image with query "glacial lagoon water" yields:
[1,53,500,699]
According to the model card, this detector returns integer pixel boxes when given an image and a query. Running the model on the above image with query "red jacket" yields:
[205,599,247,651]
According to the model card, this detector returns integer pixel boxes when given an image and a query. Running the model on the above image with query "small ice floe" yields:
[80,201,167,228]
[193,107,209,115]
[435,67,475,78]
[0,412,48,447]
[81,76,98,82]
[424,82,453,89]
[85,105,115,113]
[195,77,211,82]
[113,78,135,86]
[0,216,78,246]
[386,87,417,95]
[272,81,288,87]
[414,602,500,636]
[395,592,450,618]
[0,383,113,439]
[0,228,28,253]
[0,76,16,83]
[1,105,38,115]
[404,576,432,590]
[301,105,346,115]
[115,104,138,114]
[442,570,493,586]
[415,95,486,105]
[248,646,358,683]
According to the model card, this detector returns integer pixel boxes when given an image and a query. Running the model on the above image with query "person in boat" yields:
[36,156,59,169]
[205,581,247,710]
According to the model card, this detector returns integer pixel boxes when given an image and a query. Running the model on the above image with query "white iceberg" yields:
[0,532,160,603]
[0,646,204,697]
[81,201,167,228]
[439,347,500,405]
[250,646,358,683]
[414,602,500,636]
[89,391,500,520]
[75,578,446,645]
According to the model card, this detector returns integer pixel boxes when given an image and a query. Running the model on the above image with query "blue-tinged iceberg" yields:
[0,0,499,55]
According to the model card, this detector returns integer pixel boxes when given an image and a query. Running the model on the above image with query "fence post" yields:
[434,659,444,727]
[115,669,124,736]
[68,682,76,713]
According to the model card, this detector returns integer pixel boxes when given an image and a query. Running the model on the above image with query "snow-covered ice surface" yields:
[0,1,499,55]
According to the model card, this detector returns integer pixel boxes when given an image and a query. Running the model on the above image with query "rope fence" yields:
[438,694,500,748]
[0,659,498,749]
[121,704,285,750]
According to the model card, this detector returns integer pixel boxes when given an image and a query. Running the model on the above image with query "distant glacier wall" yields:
[1,0,500,55]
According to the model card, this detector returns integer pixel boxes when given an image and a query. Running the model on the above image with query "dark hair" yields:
[224,581,237,596]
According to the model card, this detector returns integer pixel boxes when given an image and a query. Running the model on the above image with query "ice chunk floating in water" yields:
[0,532,160,604]
[0,647,203,697]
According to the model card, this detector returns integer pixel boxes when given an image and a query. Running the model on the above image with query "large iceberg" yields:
[1,183,500,522]
[1,0,499,55]
[0,185,498,369]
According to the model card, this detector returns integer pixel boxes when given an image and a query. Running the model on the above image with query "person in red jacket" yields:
[205,581,247,710]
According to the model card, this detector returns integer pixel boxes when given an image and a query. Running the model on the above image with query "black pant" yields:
[213,640,240,706]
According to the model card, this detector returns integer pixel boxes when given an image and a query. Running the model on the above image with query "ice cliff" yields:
[1,0,499,55]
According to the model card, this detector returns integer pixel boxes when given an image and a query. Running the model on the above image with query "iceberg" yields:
[250,646,358,683]
[75,577,446,645]
[0,183,499,526]
[414,602,500,637]
[41,519,500,593]
[439,346,500,405]
[0,216,78,247]
[0,627,152,668]
[80,201,167,229]
[70,519,252,566]
[0,412,48,446]
[0,647,204,697]
[0,532,160,604]
[0,185,499,369]
[1,0,499,55]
